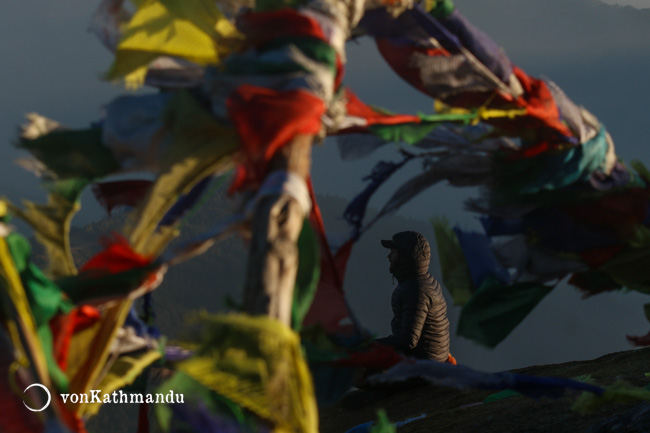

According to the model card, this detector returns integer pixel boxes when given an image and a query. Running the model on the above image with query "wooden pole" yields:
[242,133,313,326]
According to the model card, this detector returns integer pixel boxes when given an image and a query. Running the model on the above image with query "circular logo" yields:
[23,383,51,412]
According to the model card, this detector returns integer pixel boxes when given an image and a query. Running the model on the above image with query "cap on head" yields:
[381,231,430,278]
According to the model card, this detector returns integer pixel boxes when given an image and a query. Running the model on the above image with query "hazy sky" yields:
[2,0,650,370]
[601,0,650,7]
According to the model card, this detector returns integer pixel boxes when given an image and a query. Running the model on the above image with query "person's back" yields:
[380,231,450,362]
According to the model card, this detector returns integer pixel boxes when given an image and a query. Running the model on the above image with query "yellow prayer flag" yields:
[176,314,319,433]
[108,0,243,87]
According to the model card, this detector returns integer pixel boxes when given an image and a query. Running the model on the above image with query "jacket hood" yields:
[389,231,431,282]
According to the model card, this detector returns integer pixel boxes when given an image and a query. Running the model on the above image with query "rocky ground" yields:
[319,347,650,433]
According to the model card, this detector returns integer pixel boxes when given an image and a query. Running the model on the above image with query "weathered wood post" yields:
[242,133,313,326]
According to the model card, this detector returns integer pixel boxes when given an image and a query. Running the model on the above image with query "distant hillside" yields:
[66,189,649,432]
[321,347,650,433]
[64,185,650,374]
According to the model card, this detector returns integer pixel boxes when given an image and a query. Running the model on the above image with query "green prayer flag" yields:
[56,264,159,305]
[292,219,320,331]
[431,217,474,305]
[5,231,73,392]
[426,0,455,17]
[483,389,521,403]
[600,244,650,295]
[370,410,396,433]
[155,371,256,432]
[368,112,475,145]
[20,127,120,180]
[255,0,303,12]
[228,37,338,77]
[644,303,650,324]
[573,380,650,414]
[458,276,553,348]
[369,122,438,146]
[43,178,89,203]
[5,233,73,325]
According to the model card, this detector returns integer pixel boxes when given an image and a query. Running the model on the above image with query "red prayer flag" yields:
[50,306,101,372]
[627,331,650,347]
[238,8,329,48]
[344,88,421,127]
[80,234,153,275]
[227,86,325,193]
[334,342,404,370]
[92,180,153,216]
[302,180,358,333]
